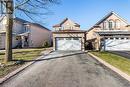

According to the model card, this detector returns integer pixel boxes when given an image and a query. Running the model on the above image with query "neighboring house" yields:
[53,18,86,51]
[87,11,130,51]
[0,17,51,49]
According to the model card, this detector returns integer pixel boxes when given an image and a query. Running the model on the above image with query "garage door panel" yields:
[56,37,81,51]
[105,39,130,51]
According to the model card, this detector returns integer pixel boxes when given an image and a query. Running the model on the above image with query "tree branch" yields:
[15,0,30,9]
[17,7,51,15]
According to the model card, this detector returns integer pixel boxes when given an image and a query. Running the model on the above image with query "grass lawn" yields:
[0,48,45,78]
[91,51,130,75]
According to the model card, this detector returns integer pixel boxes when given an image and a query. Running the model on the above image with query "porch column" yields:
[21,36,24,48]
[96,36,101,51]
[53,34,56,51]
[81,36,85,51]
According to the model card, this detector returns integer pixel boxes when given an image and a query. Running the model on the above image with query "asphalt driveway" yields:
[0,51,130,87]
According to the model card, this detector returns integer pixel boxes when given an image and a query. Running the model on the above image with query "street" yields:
[0,51,130,87]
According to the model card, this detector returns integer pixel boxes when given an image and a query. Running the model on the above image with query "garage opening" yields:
[103,37,130,51]
[55,37,82,51]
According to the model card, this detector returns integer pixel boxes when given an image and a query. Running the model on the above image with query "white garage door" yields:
[105,38,130,51]
[56,37,81,51]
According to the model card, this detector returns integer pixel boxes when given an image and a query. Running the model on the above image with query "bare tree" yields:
[0,0,59,63]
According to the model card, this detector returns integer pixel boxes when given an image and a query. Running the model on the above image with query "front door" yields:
[21,36,29,48]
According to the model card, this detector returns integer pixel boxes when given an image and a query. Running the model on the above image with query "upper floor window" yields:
[103,21,108,29]
[115,20,121,29]
[25,26,28,32]
[63,26,72,30]
[108,20,114,29]
[24,23,30,32]
[70,26,74,30]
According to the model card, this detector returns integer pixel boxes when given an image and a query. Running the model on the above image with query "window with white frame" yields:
[108,20,115,29]
[24,26,28,32]
[115,20,121,29]
[24,23,30,32]
[103,21,108,29]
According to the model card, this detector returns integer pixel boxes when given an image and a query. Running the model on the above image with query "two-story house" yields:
[87,11,130,51]
[53,18,86,51]
[0,17,52,49]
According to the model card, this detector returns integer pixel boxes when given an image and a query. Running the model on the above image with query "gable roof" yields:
[14,17,50,31]
[30,23,51,31]
[53,18,80,27]
[88,11,129,32]
[14,17,28,23]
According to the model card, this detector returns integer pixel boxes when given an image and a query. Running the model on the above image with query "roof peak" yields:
[87,11,129,32]
[111,11,115,14]
[14,17,50,31]
[95,11,129,25]
[53,18,80,28]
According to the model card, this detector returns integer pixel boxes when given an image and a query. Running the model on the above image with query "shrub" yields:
[43,42,49,48]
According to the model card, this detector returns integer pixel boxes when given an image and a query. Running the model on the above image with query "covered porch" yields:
[16,32,30,48]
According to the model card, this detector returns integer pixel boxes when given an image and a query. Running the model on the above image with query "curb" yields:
[88,53,130,82]
[0,49,53,84]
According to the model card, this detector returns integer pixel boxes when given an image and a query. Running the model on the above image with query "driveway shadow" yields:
[12,51,87,63]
